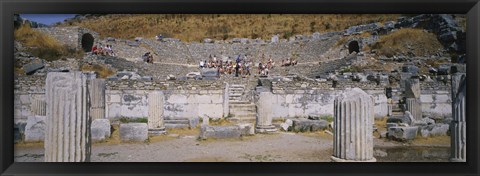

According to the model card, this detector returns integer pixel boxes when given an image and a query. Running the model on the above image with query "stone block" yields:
[23,59,45,75]
[91,119,111,142]
[236,123,255,136]
[24,116,46,142]
[292,119,328,132]
[387,115,412,125]
[165,124,190,129]
[420,124,449,137]
[120,123,148,142]
[388,126,418,141]
[199,125,242,139]
[189,117,200,128]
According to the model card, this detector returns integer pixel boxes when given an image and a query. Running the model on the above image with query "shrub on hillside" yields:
[14,24,84,61]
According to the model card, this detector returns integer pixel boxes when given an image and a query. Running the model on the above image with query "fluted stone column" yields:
[89,79,105,120]
[404,77,422,120]
[387,103,393,117]
[405,98,422,121]
[450,73,466,162]
[31,98,46,116]
[148,91,166,135]
[45,72,91,162]
[223,82,229,118]
[255,91,276,133]
[332,88,376,162]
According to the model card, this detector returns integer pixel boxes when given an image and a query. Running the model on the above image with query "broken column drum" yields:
[31,98,46,116]
[405,98,422,121]
[89,79,105,120]
[148,91,166,135]
[332,88,376,162]
[404,77,422,121]
[44,72,91,162]
[255,91,276,133]
[223,82,229,118]
[450,73,466,162]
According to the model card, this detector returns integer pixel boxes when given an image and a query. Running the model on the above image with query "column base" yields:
[450,158,466,162]
[148,127,167,136]
[331,156,376,162]
[255,125,277,133]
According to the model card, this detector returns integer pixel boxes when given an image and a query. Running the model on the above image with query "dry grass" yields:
[209,118,235,126]
[412,135,450,146]
[98,124,122,145]
[370,28,443,57]
[59,14,401,42]
[15,24,84,61]
[299,131,334,140]
[14,141,44,149]
[373,118,388,138]
[81,63,116,78]
[166,127,200,136]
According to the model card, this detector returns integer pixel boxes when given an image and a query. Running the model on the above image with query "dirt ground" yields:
[14,129,450,162]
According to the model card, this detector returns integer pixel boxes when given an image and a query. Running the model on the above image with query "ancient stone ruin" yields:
[450,72,466,162]
[332,88,375,162]
[13,14,468,162]
[255,91,277,133]
[44,72,91,162]
[147,91,166,135]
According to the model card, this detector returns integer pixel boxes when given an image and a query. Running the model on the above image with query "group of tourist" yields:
[280,58,298,67]
[91,44,115,56]
[199,54,283,77]
[200,54,252,77]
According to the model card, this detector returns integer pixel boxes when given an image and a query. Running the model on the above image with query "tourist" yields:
[292,59,298,66]
[245,61,251,76]
[98,46,104,56]
[236,55,241,64]
[235,61,240,77]
[258,62,263,74]
[200,60,205,68]
[91,45,98,55]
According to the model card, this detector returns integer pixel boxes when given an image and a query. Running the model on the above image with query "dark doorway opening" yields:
[81,33,94,52]
[348,41,360,54]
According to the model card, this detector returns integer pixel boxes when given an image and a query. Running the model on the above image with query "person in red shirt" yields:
[91,45,98,55]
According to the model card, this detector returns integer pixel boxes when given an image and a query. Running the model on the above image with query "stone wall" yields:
[268,79,387,119]
[420,90,452,119]
[14,75,46,124]
[36,27,99,51]
[134,33,341,65]
[105,80,226,120]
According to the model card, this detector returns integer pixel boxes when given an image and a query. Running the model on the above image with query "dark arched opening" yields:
[81,33,94,52]
[348,41,360,54]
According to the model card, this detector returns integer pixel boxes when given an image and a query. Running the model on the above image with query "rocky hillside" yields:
[58,14,402,41]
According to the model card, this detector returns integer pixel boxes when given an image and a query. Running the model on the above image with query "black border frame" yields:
[1,0,479,175]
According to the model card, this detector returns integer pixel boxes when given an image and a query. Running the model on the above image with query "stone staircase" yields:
[390,104,405,119]
[228,84,256,121]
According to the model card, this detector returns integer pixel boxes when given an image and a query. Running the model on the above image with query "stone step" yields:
[229,87,244,91]
[165,124,190,129]
[164,119,190,124]
[229,93,243,97]
[230,84,245,86]
[229,100,251,104]
[229,103,256,108]
[230,109,256,114]
[229,106,256,111]
[164,117,189,121]
[230,112,256,117]
[230,85,246,89]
